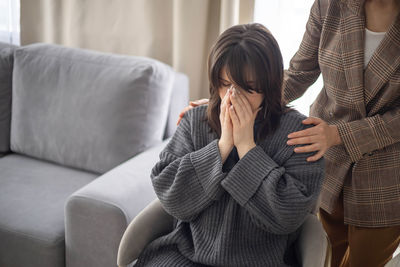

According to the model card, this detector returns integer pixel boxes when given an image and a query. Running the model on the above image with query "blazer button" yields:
[368,152,373,156]
[329,111,333,117]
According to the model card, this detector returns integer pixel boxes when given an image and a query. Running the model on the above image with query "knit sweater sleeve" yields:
[150,110,226,222]
[221,144,324,235]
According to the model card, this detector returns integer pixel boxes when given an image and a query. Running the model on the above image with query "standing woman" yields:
[284,0,400,266]
[179,0,400,266]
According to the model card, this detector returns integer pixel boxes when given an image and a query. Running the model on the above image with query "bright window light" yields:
[0,0,20,45]
[254,0,323,116]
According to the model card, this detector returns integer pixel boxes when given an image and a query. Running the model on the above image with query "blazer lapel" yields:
[364,14,400,107]
[340,0,367,117]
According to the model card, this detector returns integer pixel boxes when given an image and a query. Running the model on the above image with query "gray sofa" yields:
[0,42,189,267]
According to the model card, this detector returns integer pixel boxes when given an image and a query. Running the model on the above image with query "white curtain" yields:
[20,0,254,101]
[254,0,323,116]
[0,0,20,45]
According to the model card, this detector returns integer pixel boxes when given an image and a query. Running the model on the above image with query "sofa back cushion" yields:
[163,72,189,139]
[0,43,16,156]
[11,43,174,174]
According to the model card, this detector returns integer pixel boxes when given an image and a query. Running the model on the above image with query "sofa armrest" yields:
[295,214,330,267]
[65,139,170,267]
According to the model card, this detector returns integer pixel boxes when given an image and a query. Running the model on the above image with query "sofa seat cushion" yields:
[11,43,174,174]
[0,153,97,267]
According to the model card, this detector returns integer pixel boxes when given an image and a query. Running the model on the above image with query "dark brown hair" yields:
[207,23,290,142]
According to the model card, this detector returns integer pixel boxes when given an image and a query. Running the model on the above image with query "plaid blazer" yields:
[283,0,400,227]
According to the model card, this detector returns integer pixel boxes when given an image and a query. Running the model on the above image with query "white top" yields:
[364,28,386,68]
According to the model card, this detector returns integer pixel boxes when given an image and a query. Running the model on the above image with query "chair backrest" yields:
[117,198,174,267]
[2,43,188,173]
[295,214,330,267]
[385,252,400,267]
[117,198,330,267]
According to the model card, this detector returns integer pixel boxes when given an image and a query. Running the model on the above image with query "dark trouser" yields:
[319,193,400,267]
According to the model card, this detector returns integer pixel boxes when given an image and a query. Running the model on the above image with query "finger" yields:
[287,126,318,139]
[220,91,229,110]
[287,135,318,146]
[229,105,240,126]
[177,106,192,125]
[220,100,226,119]
[226,90,232,106]
[223,105,233,132]
[236,91,253,115]
[225,105,231,126]
[231,88,245,108]
[307,150,324,162]
[190,98,209,107]
[223,89,232,108]
[302,117,323,125]
[293,143,320,153]
[230,89,247,121]
[180,106,193,116]
[224,88,231,103]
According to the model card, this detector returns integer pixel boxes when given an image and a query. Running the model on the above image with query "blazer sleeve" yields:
[283,0,323,103]
[336,106,400,162]
[150,112,226,222]
[221,144,325,235]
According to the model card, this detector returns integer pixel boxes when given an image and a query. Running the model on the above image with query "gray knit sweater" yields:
[135,105,324,267]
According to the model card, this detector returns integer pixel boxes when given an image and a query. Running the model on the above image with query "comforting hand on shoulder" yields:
[287,117,342,162]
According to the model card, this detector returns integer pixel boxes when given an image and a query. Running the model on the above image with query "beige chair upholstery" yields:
[295,213,331,267]
[386,252,400,267]
[117,199,174,267]
[117,198,332,267]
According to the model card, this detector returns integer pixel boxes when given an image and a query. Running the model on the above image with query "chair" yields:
[386,252,400,267]
[117,198,331,267]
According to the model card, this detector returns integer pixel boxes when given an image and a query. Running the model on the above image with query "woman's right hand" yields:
[177,98,209,125]
[218,88,234,163]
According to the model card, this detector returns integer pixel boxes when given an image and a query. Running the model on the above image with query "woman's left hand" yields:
[229,88,260,159]
[287,117,342,162]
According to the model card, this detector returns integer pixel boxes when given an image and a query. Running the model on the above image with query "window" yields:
[0,0,20,45]
[254,0,322,116]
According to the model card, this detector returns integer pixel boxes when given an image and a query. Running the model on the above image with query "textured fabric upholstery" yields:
[65,140,168,267]
[0,42,16,156]
[163,72,189,139]
[11,43,174,173]
[0,153,96,267]
[117,202,329,267]
[0,42,188,267]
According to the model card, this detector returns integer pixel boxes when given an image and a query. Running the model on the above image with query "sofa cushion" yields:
[0,42,17,156]
[11,43,174,173]
[163,72,189,140]
[0,153,97,267]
